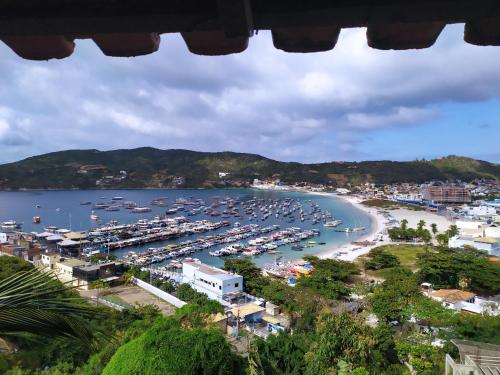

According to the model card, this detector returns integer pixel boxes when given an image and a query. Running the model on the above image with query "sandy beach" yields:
[311,193,389,261]
[306,192,453,262]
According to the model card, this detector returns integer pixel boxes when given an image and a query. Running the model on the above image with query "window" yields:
[219,286,221,290]
[235,283,239,287]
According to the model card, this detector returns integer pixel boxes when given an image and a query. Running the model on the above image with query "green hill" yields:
[0,149,497,190]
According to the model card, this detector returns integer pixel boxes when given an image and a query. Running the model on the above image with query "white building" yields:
[0,233,7,244]
[449,236,500,257]
[445,340,500,375]
[182,260,243,303]
[393,193,423,203]
[455,220,486,230]
[462,205,498,217]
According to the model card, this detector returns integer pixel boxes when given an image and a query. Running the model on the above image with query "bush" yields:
[103,317,245,375]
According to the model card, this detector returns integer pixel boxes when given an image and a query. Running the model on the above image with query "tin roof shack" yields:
[445,340,500,375]
[72,262,123,290]
[57,239,82,257]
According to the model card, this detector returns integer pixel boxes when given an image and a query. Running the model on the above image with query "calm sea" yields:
[0,189,373,267]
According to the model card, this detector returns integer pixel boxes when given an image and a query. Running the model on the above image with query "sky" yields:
[0,24,499,164]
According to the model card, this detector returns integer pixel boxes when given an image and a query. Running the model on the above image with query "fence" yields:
[132,277,186,308]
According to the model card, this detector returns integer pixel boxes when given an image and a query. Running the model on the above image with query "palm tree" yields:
[400,219,408,231]
[0,268,100,345]
[417,219,426,231]
[430,223,438,236]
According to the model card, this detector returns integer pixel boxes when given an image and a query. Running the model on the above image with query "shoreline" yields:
[304,192,389,261]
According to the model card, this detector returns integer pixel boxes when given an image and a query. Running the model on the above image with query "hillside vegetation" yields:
[0,148,498,190]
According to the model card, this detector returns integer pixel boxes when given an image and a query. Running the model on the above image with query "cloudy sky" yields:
[0,24,499,164]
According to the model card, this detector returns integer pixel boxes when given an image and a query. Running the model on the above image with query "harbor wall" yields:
[131,277,187,308]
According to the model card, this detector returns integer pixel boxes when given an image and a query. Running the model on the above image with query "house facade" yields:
[182,260,243,302]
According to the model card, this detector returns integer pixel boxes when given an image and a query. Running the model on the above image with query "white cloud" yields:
[0,25,497,163]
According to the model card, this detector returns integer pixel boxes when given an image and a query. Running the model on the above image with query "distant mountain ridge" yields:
[0,148,498,190]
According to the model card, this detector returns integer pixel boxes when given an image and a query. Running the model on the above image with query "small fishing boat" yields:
[32,216,41,224]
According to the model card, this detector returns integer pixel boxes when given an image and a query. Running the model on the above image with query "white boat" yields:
[132,207,152,213]
[1,220,20,230]
[324,219,342,227]
[90,211,99,221]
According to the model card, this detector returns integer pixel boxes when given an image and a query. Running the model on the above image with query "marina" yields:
[0,188,373,268]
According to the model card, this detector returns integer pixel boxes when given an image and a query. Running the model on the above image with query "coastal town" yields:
[1,1,500,372]
[0,176,499,373]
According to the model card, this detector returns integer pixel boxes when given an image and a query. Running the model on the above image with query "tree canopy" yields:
[103,317,244,375]
[417,246,500,294]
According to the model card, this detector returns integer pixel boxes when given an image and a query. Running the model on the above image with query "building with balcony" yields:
[445,340,500,375]
[422,184,471,204]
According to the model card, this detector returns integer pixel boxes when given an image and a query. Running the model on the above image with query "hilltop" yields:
[0,148,498,190]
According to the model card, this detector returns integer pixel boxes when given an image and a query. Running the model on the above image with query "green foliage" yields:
[365,247,401,270]
[370,268,421,322]
[251,332,309,375]
[175,284,223,315]
[446,225,459,238]
[430,223,438,235]
[395,341,442,374]
[125,266,150,283]
[0,268,100,344]
[0,149,497,190]
[417,246,500,294]
[296,256,358,300]
[388,220,432,243]
[0,256,33,281]
[449,314,500,345]
[304,313,376,374]
[403,295,455,327]
[1,299,161,374]
[361,199,424,211]
[260,281,298,312]
[161,281,174,293]
[89,254,117,264]
[223,258,267,294]
[303,256,360,281]
[435,233,449,246]
[102,317,244,375]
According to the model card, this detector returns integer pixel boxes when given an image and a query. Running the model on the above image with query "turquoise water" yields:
[0,189,373,267]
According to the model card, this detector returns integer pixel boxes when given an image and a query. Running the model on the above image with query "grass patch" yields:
[101,294,133,309]
[358,244,433,279]
[361,199,424,211]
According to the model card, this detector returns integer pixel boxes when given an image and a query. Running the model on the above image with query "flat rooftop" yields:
[184,260,241,280]
[76,262,117,271]
[56,258,88,268]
